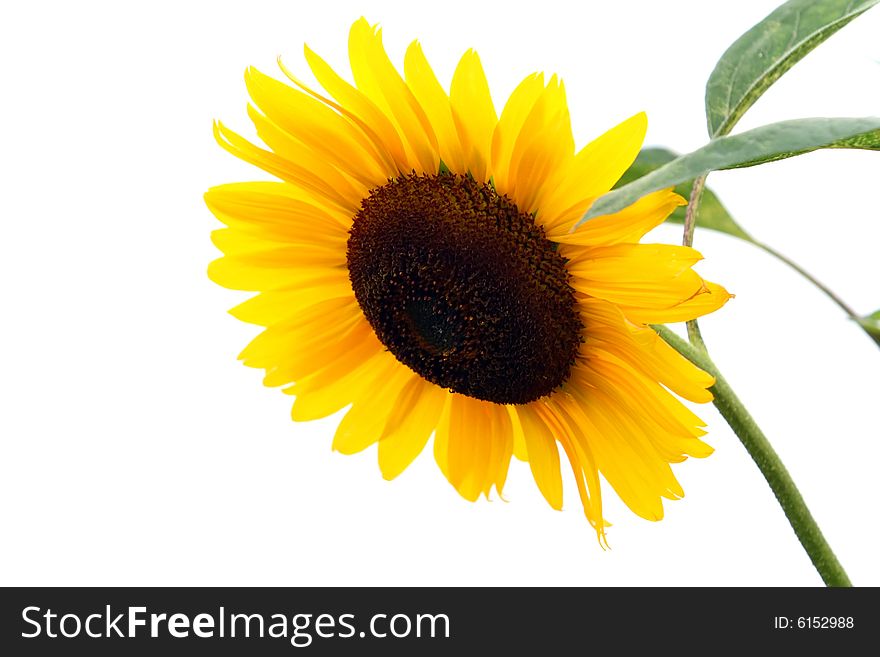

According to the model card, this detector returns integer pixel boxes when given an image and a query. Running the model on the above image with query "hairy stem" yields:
[682,174,706,249]
[683,176,708,349]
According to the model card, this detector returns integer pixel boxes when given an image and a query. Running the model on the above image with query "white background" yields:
[1,0,878,587]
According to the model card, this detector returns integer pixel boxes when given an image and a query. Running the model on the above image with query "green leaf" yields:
[706,0,880,137]
[857,310,880,337]
[830,129,880,150]
[579,117,880,224]
[856,310,880,348]
[616,148,752,241]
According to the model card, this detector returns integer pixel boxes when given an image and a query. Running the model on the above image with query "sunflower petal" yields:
[288,345,389,421]
[449,50,497,182]
[540,112,647,233]
[485,404,514,497]
[205,182,352,239]
[435,395,498,501]
[207,244,346,291]
[404,40,466,174]
[333,363,415,455]
[245,66,391,187]
[566,243,707,309]
[550,189,685,245]
[566,384,672,521]
[301,43,410,170]
[579,297,717,403]
[546,395,607,538]
[515,404,563,510]
[622,281,733,324]
[505,77,574,213]
[213,121,363,214]
[348,19,440,173]
[378,378,448,480]
[491,73,545,193]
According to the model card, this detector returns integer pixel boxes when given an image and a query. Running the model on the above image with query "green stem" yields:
[752,241,857,317]
[752,240,880,348]
[682,174,706,249]
[677,174,850,585]
[654,325,852,587]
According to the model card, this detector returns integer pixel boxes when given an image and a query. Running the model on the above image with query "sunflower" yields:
[206,18,731,543]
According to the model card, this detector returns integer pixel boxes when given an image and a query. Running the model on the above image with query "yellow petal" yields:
[205,182,352,239]
[288,342,389,421]
[404,40,466,174]
[515,404,563,510]
[550,189,685,245]
[566,384,671,521]
[578,297,716,403]
[540,112,647,233]
[229,277,353,327]
[505,77,574,214]
[509,405,528,462]
[582,350,708,441]
[207,244,346,291]
[245,66,392,187]
[490,72,545,193]
[566,358,713,522]
[213,121,362,214]
[566,243,706,309]
[578,357,713,461]
[449,50,497,182]
[237,296,358,367]
[348,19,439,173]
[454,397,494,501]
[485,404,514,497]
[301,43,410,171]
[210,226,346,256]
[545,395,607,539]
[262,317,375,388]
[333,363,415,455]
[378,379,448,480]
[246,104,368,203]
[434,394,494,502]
[621,281,733,324]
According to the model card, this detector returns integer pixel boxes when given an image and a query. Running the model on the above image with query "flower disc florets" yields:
[347,173,583,404]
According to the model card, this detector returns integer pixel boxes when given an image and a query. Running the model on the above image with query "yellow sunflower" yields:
[206,18,731,543]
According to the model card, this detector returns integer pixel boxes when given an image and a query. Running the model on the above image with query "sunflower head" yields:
[347,171,584,405]
[206,17,731,543]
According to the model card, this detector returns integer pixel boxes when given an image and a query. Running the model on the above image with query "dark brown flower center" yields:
[346,172,582,405]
